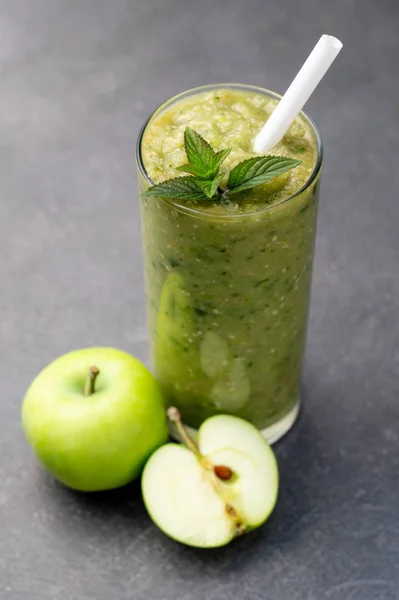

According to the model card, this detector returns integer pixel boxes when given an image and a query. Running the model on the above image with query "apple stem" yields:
[84,365,100,396]
[167,407,201,457]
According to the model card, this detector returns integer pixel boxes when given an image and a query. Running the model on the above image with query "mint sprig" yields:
[142,127,301,202]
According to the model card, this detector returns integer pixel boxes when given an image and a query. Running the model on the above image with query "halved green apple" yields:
[141,408,279,548]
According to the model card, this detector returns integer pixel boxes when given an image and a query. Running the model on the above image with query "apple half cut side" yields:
[141,409,279,548]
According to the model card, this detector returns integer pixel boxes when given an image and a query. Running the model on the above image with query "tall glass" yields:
[136,84,322,443]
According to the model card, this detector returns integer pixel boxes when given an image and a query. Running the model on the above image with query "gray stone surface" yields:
[1,0,399,598]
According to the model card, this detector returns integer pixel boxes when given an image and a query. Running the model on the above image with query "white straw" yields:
[254,35,343,153]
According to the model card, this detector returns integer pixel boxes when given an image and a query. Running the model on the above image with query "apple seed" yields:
[213,465,233,481]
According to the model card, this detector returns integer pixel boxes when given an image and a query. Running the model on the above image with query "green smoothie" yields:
[137,84,321,440]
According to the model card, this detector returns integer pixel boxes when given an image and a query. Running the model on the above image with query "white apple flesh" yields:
[142,411,279,548]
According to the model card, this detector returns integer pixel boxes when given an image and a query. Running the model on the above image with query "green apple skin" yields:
[22,348,168,492]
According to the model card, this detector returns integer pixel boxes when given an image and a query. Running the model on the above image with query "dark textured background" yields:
[1,0,399,598]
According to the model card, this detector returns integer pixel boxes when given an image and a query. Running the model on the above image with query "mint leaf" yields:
[175,163,200,176]
[141,176,208,200]
[196,174,224,199]
[210,147,232,173]
[177,146,231,178]
[227,156,301,194]
[184,127,216,178]
[179,129,231,179]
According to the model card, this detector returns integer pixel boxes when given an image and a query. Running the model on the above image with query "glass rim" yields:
[136,83,323,220]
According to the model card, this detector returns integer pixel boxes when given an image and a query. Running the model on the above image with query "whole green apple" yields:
[22,347,168,491]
